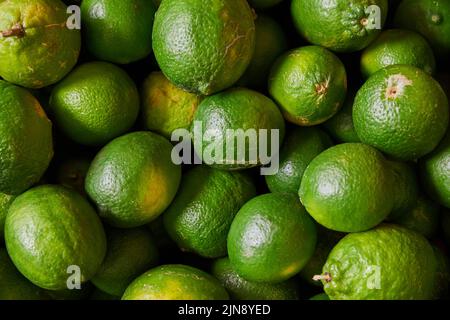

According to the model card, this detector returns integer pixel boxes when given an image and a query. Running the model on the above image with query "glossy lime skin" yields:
[269,46,347,126]
[5,185,107,290]
[395,0,450,57]
[353,65,449,160]
[164,166,256,258]
[420,129,450,208]
[361,29,436,78]
[322,224,437,300]
[228,193,317,283]
[0,80,53,195]
[122,264,229,300]
[152,0,255,95]
[0,0,81,88]
[49,62,140,146]
[211,257,299,300]
[265,127,332,194]
[191,87,285,170]
[91,227,159,297]
[291,0,388,52]
[81,0,156,64]
[85,132,181,228]
[299,143,395,232]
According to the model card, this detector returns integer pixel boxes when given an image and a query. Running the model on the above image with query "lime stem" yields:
[1,23,25,38]
[313,272,332,283]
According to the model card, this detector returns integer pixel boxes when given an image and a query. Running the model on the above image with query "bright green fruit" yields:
[269,46,347,126]
[248,0,283,9]
[56,156,91,196]
[49,62,139,146]
[152,0,255,95]
[122,265,229,300]
[420,129,450,208]
[85,132,181,228]
[191,87,285,170]
[321,224,437,300]
[291,0,388,52]
[238,14,287,89]
[211,257,299,300]
[92,227,159,297]
[0,0,80,88]
[0,193,14,242]
[81,0,156,64]
[0,80,53,195]
[0,248,49,300]
[395,0,450,57]
[361,29,436,78]
[5,185,106,290]
[433,246,450,299]
[299,143,394,232]
[265,127,332,194]
[393,195,440,238]
[309,293,330,300]
[353,65,449,160]
[164,166,256,258]
[323,88,360,143]
[228,193,317,283]
[141,71,202,139]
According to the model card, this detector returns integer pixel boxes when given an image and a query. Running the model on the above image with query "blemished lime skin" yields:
[81,0,156,64]
[238,14,287,89]
[122,265,229,300]
[152,0,256,95]
[265,127,333,194]
[227,193,317,283]
[268,46,347,126]
[248,0,283,9]
[4,185,107,290]
[191,87,285,170]
[395,0,450,57]
[291,0,388,52]
[0,80,53,195]
[420,129,450,208]
[85,132,181,228]
[353,65,449,160]
[361,29,436,78]
[49,62,140,146]
[0,193,15,242]
[211,257,299,300]
[0,248,49,300]
[309,293,330,300]
[299,143,395,232]
[91,227,159,297]
[393,195,440,239]
[164,166,256,258]
[141,71,202,139]
[322,224,437,300]
[323,88,360,143]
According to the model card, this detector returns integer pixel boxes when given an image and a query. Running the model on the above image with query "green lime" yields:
[353,65,449,160]
[269,46,347,126]
[56,156,91,196]
[122,264,229,300]
[309,293,330,300]
[91,227,159,297]
[249,0,283,9]
[395,0,450,57]
[0,248,49,300]
[81,0,156,64]
[238,14,287,89]
[227,193,317,283]
[191,87,285,170]
[5,185,106,290]
[141,71,202,139]
[152,0,255,95]
[0,193,15,242]
[361,29,436,78]
[265,127,333,194]
[291,0,388,52]
[321,224,437,300]
[0,80,53,195]
[49,62,140,146]
[0,0,80,88]
[299,143,395,232]
[211,257,299,300]
[164,166,256,258]
[85,131,181,228]
[420,129,450,208]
